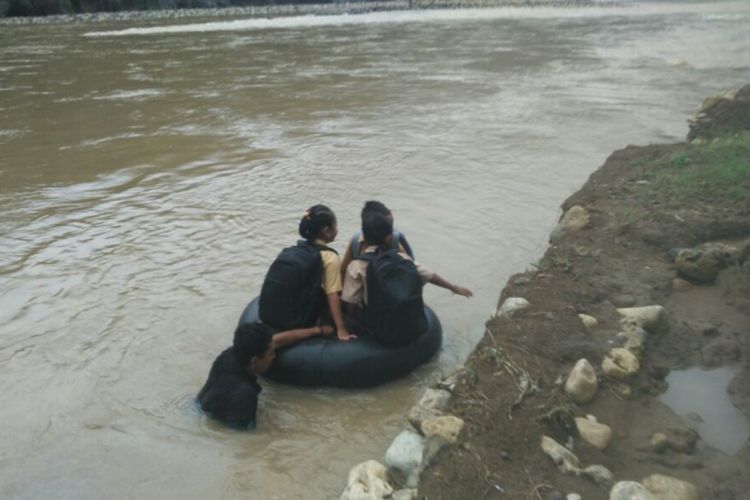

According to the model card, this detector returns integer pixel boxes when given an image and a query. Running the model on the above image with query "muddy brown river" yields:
[1,2,749,498]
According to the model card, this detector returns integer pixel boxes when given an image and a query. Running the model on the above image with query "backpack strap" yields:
[359,246,400,259]
[316,244,339,255]
[397,230,414,259]
[298,239,339,255]
[390,229,401,251]
[349,231,362,259]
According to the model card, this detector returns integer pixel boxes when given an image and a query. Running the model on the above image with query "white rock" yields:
[384,431,425,489]
[391,489,417,500]
[579,314,598,329]
[602,348,640,379]
[575,417,613,450]
[610,481,653,500]
[340,460,393,500]
[498,297,530,317]
[583,464,614,487]
[420,416,464,444]
[567,495,582,500]
[407,388,451,430]
[617,306,669,334]
[564,359,599,404]
[541,435,582,474]
[550,205,591,242]
[642,474,699,500]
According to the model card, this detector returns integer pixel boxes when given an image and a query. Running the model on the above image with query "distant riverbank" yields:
[0,0,601,24]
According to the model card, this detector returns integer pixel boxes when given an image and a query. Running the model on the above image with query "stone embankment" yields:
[340,371,468,500]
[338,86,750,499]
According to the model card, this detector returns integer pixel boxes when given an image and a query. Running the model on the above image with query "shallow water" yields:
[1,2,750,498]
[661,366,750,455]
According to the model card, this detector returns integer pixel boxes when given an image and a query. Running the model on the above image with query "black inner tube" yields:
[237,297,442,388]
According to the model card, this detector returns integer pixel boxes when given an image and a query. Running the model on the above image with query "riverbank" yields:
[339,86,750,499]
[0,0,604,24]
[413,87,750,499]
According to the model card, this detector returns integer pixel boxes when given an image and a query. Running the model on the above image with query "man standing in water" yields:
[198,322,332,429]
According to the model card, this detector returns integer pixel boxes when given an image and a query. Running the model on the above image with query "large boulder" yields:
[675,248,723,285]
[688,83,750,140]
[617,306,669,334]
[642,474,699,500]
[384,431,425,489]
[340,460,393,500]
[564,359,598,404]
[550,206,591,242]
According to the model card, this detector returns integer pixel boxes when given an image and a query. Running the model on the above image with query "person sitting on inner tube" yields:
[197,322,334,429]
[340,201,414,282]
[341,212,472,343]
[259,205,355,342]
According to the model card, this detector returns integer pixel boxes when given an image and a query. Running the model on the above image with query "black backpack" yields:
[259,241,336,331]
[361,249,427,347]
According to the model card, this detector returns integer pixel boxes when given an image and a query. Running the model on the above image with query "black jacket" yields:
[197,347,262,429]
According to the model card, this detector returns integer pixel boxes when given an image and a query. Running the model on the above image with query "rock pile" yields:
[546,300,678,492]
[340,369,468,500]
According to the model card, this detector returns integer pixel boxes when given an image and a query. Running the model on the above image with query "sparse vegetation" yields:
[655,131,750,202]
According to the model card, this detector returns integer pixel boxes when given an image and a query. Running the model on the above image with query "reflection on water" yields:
[1,2,750,498]
[661,367,750,455]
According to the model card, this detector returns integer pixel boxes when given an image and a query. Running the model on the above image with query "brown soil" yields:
[417,140,750,499]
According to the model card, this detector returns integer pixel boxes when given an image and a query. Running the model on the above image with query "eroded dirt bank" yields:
[417,87,750,499]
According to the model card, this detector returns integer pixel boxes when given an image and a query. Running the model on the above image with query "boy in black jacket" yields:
[198,322,332,429]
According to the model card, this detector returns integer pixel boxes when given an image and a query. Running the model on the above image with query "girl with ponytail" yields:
[260,204,354,342]
[296,204,354,342]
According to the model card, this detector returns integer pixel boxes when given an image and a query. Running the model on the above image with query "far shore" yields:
[0,0,611,25]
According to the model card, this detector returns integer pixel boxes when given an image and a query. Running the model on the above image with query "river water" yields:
[1,2,749,498]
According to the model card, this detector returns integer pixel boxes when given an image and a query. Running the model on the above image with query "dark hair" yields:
[298,204,336,242]
[362,212,393,246]
[233,322,274,366]
[361,200,391,221]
